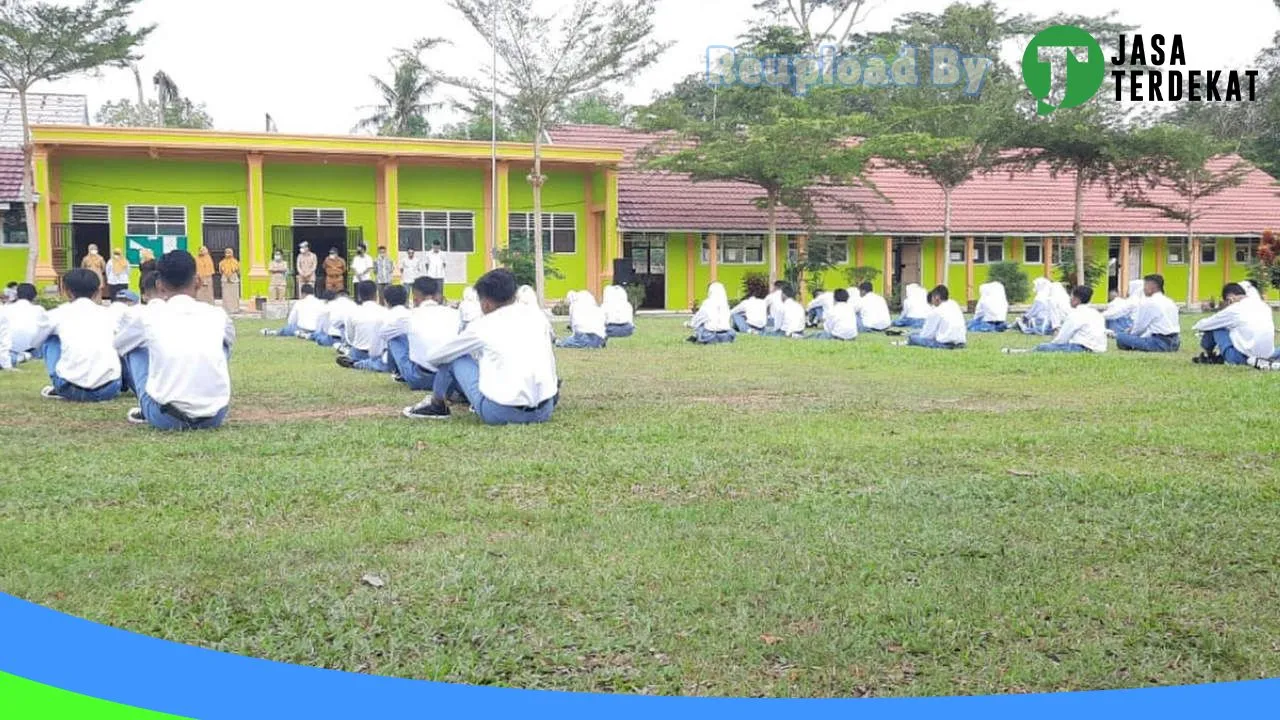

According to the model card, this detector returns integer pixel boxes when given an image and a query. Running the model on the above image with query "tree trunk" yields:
[1186,219,1196,310]
[1073,170,1086,288]
[531,118,546,304]
[132,65,147,124]
[942,185,953,287]
[767,190,778,286]
[19,88,38,284]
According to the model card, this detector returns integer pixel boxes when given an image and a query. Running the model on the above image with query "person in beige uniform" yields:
[81,244,107,300]
[295,243,317,298]
[268,250,288,301]
[219,248,241,314]
[195,246,216,303]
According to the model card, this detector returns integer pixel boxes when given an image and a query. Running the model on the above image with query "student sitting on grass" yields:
[2,283,46,365]
[402,269,558,424]
[901,285,966,350]
[262,283,322,339]
[314,288,354,348]
[765,280,786,331]
[1103,279,1145,334]
[1115,275,1181,353]
[856,282,892,332]
[688,282,737,344]
[806,290,834,326]
[893,283,929,328]
[808,289,858,341]
[341,284,409,373]
[602,285,636,338]
[1031,285,1106,353]
[459,286,483,330]
[29,269,122,402]
[764,284,807,338]
[1016,278,1068,336]
[517,284,556,343]
[968,281,1009,333]
[1191,283,1275,366]
[557,291,607,349]
[336,281,387,365]
[731,285,769,335]
[115,250,235,430]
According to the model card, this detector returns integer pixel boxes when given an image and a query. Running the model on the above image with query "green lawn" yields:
[1,315,1278,698]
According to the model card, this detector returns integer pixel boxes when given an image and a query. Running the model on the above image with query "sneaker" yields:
[402,400,451,420]
[1192,353,1224,365]
[335,344,351,355]
[260,329,278,337]
[391,371,405,383]
[336,355,356,369]
[295,330,312,339]
[1249,357,1280,371]
[126,407,147,424]
[40,385,62,400]
[17,351,31,363]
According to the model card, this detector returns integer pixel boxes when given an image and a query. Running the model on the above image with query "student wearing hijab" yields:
[902,285,967,350]
[517,284,556,343]
[29,269,122,401]
[731,285,769,334]
[806,290,834,327]
[268,250,289,301]
[1103,279,1144,333]
[894,283,929,328]
[856,282,892,332]
[687,282,736,344]
[459,286,483,329]
[1028,286,1107,353]
[323,248,347,293]
[1016,278,1063,335]
[557,290,608,349]
[219,249,241,314]
[106,249,131,299]
[1192,282,1275,365]
[764,284,807,338]
[968,281,1010,333]
[1241,280,1262,302]
[81,244,107,300]
[1115,274,1181,353]
[602,285,636,337]
[194,247,216,303]
[262,284,322,339]
[2,283,46,364]
[808,288,858,341]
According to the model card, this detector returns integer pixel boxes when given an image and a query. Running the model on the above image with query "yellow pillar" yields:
[1119,236,1130,295]
[1155,237,1165,275]
[374,158,399,255]
[796,234,808,298]
[883,235,894,296]
[245,153,267,282]
[965,235,975,303]
[584,174,599,297]
[1189,236,1201,303]
[33,148,56,284]
[685,232,696,309]
[708,232,719,284]
[496,161,510,251]
[602,168,619,279]
[1043,237,1053,279]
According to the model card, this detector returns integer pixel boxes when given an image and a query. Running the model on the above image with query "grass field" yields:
[1,314,1279,698]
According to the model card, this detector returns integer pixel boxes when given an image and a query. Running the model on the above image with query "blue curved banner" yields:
[0,592,1275,719]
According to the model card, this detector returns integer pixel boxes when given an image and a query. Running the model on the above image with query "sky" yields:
[34,0,1280,135]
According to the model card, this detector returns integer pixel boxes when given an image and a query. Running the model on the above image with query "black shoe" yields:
[402,400,451,420]
[336,355,356,369]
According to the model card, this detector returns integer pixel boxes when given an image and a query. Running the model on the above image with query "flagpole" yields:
[490,3,498,270]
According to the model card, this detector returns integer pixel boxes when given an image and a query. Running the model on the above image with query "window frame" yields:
[701,233,766,265]
[1234,237,1260,264]
[508,212,577,254]
[291,208,347,227]
[125,204,187,237]
[1023,239,1043,265]
[1166,236,1188,265]
[399,210,476,253]
[973,237,1004,265]
[1200,238,1217,265]
[201,205,241,227]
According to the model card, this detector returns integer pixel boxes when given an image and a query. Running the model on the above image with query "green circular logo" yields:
[1021,25,1106,115]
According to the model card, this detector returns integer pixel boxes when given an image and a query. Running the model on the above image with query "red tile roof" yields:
[0,148,24,202]
[548,124,1280,236]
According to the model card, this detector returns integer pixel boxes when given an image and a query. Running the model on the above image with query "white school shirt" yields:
[405,300,461,371]
[427,303,559,408]
[857,292,892,331]
[731,297,768,329]
[1129,292,1180,337]
[570,299,607,339]
[824,301,859,340]
[1193,297,1276,360]
[4,299,46,352]
[779,298,807,335]
[33,298,121,388]
[920,300,967,345]
[765,290,784,327]
[291,295,324,333]
[325,296,355,337]
[347,300,388,352]
[0,312,10,369]
[807,292,834,313]
[1052,305,1108,353]
[115,295,234,418]
[399,255,420,284]
[352,254,374,283]
[424,251,446,280]
[602,286,634,326]
[370,304,410,358]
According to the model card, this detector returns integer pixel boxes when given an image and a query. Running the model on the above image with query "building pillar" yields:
[245,153,267,283]
[1155,237,1165,275]
[934,237,945,288]
[33,148,56,284]
[601,168,619,283]
[708,232,719,284]
[1119,236,1131,295]
[584,174,600,297]
[1189,236,1201,305]
[964,235,975,302]
[495,161,510,254]
[374,158,398,254]
[1222,237,1232,283]
[1043,237,1054,279]
[883,235,894,296]
[796,234,808,298]
[685,232,696,310]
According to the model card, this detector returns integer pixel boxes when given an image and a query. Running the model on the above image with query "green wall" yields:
[0,247,25,285]
[666,232,691,310]
[398,165,487,301]
[509,170,588,302]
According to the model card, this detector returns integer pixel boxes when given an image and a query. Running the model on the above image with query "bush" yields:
[740,272,768,302]
[987,261,1032,303]
[36,293,63,310]
[624,283,647,310]
[496,237,564,288]
[550,300,569,316]
[1054,244,1108,290]
[844,266,881,287]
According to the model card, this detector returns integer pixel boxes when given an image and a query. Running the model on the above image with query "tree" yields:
[753,0,873,53]
[1120,125,1249,306]
[558,90,630,126]
[437,92,518,141]
[95,96,213,129]
[447,0,668,303]
[355,39,446,138]
[152,69,177,128]
[0,0,153,282]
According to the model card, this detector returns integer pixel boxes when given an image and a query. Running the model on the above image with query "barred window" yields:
[508,212,576,254]
[126,205,186,236]
[399,210,475,253]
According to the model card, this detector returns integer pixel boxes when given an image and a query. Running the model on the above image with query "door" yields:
[272,226,296,297]
[202,225,241,300]
[1128,242,1144,284]
[293,226,349,294]
[50,223,74,278]
[622,233,666,309]
[897,242,922,287]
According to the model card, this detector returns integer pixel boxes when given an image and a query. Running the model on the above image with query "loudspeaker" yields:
[612,258,637,285]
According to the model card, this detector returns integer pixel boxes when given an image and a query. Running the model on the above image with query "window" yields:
[702,234,764,265]
[949,238,965,263]
[70,204,110,224]
[623,233,666,275]
[806,236,849,265]
[292,208,347,226]
[1167,236,1187,265]
[1200,238,1217,265]
[202,206,240,226]
[974,237,1004,264]
[508,212,576,253]
[126,205,187,236]
[1235,238,1260,263]
[399,210,475,253]
[1024,239,1043,265]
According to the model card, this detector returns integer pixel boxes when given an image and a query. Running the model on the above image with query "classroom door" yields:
[1128,242,1144,283]
[897,243,922,286]
[294,226,349,293]
[623,234,666,309]
[202,225,241,300]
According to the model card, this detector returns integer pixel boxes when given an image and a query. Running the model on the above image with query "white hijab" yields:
[1242,280,1261,302]
[1047,283,1072,325]
[460,286,482,324]
[976,281,1009,322]
[517,285,538,307]
[601,285,634,325]
[902,284,929,319]
[692,282,732,332]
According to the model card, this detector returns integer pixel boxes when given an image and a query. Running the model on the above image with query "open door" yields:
[272,226,296,298]
[203,225,241,300]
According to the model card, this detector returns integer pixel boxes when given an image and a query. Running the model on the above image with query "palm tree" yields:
[355,39,446,137]
[130,63,147,123]
[153,70,179,128]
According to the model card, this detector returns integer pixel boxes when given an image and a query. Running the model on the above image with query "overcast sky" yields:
[34,0,1280,135]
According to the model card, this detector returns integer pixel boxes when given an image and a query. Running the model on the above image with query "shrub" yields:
[740,272,768,302]
[36,295,63,310]
[550,300,570,316]
[496,236,564,288]
[1054,244,1108,290]
[844,266,881,287]
[987,261,1032,303]
[624,283,646,310]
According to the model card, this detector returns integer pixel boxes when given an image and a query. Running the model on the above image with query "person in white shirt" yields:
[261,283,322,338]
[424,241,447,281]
[968,281,1010,333]
[764,284,806,338]
[351,245,375,284]
[1016,278,1068,335]
[808,288,858,341]
[115,250,235,430]
[602,285,636,337]
[893,283,929,328]
[398,248,421,286]
[806,290,834,326]
[1193,282,1275,366]
[764,281,786,331]
[335,281,388,366]
[3,283,47,365]
[314,289,354,348]
[402,268,558,424]
[2,282,15,303]
[904,285,967,350]
[28,269,122,401]
[1103,279,1145,333]
[688,282,736,344]
[380,278,461,389]
[106,290,140,331]
[517,284,556,343]
[557,290,608,349]
[458,286,483,330]
[1115,274,1181,353]
[346,284,409,374]
[855,282,892,332]
[1033,285,1107,353]
[731,286,769,334]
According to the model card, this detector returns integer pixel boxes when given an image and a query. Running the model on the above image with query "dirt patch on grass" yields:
[233,405,393,424]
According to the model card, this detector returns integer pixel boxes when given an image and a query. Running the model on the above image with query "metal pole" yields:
[490,3,498,269]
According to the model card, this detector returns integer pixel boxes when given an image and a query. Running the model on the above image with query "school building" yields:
[7,122,1280,308]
